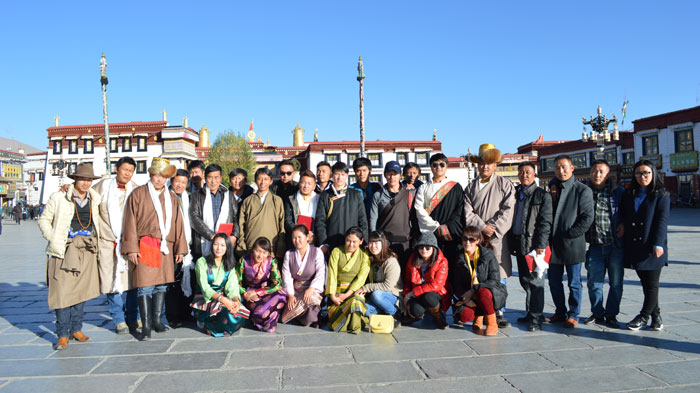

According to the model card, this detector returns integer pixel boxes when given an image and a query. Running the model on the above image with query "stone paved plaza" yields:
[0,211,699,393]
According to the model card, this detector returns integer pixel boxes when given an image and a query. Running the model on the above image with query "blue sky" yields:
[1,1,698,156]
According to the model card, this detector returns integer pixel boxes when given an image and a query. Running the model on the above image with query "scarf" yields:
[102,178,134,293]
[147,181,172,255]
[177,190,194,297]
[340,247,364,273]
[201,185,231,257]
[464,247,480,286]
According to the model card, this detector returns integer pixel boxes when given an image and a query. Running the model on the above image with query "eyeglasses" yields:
[280,171,293,176]
[431,162,446,168]
[634,171,652,177]
[461,236,479,243]
[417,245,432,250]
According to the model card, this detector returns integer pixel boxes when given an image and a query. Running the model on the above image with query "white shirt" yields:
[414,177,451,234]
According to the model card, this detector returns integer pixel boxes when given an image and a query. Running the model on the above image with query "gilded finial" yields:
[314,129,319,142]
[432,129,437,141]
[162,109,167,122]
[54,116,59,127]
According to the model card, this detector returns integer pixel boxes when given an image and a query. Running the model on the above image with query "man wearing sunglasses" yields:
[464,143,516,328]
[414,153,465,274]
[271,159,299,205]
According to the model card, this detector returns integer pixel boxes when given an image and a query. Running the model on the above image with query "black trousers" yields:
[636,268,662,318]
[165,262,194,324]
[408,291,442,318]
[515,252,545,321]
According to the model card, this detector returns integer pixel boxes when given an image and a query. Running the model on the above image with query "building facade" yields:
[24,151,47,206]
[0,149,26,207]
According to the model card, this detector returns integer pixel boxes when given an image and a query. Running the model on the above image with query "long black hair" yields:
[367,231,397,264]
[205,233,236,272]
[631,159,665,196]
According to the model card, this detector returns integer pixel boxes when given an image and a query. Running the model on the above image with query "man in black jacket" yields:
[315,161,368,254]
[510,162,552,331]
[546,155,594,328]
[270,159,298,204]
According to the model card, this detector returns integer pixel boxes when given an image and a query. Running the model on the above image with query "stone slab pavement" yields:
[0,210,699,393]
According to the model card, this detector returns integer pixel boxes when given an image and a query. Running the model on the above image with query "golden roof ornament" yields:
[199,124,210,148]
[54,116,59,127]
[314,128,319,142]
[432,129,437,141]
[247,130,255,142]
[293,123,304,147]
[162,109,167,122]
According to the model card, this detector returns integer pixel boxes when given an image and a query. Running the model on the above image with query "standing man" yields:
[121,158,188,341]
[284,170,318,235]
[92,157,139,334]
[236,167,286,260]
[584,159,625,328]
[546,155,594,328]
[464,143,516,328]
[13,203,22,224]
[315,161,333,194]
[39,163,102,350]
[350,157,381,220]
[166,169,194,328]
[315,161,368,253]
[369,161,412,264]
[187,160,205,195]
[414,153,464,271]
[271,160,298,204]
[402,162,424,192]
[190,164,240,262]
[229,168,255,211]
[509,162,552,332]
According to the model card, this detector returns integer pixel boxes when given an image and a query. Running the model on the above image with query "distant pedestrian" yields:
[13,204,22,224]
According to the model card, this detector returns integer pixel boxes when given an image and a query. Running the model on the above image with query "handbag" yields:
[368,314,395,334]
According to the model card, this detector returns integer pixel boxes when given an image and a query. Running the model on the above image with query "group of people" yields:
[38,142,670,350]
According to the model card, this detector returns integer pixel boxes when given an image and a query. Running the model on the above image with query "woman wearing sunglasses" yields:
[402,232,449,329]
[619,160,670,331]
[452,226,507,335]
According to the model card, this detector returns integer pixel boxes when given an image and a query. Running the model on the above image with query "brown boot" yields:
[472,316,483,333]
[484,313,498,336]
[427,306,448,329]
[54,337,69,350]
[69,331,90,342]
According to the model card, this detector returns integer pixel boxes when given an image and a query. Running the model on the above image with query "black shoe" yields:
[517,314,533,324]
[627,314,648,331]
[527,322,542,332]
[151,291,169,333]
[604,316,619,329]
[138,295,152,341]
[584,314,605,325]
[650,314,663,331]
[496,313,511,328]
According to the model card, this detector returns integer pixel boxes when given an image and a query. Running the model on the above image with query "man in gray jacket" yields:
[510,162,552,332]
[546,155,594,328]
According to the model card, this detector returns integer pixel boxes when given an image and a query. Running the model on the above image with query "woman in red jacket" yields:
[402,232,449,329]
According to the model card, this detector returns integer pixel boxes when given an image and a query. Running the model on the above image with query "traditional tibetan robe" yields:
[414,177,465,262]
[121,184,188,288]
[93,177,138,294]
[325,247,370,333]
[463,174,516,278]
[236,192,286,260]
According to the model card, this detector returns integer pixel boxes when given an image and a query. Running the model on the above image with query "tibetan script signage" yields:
[670,151,698,171]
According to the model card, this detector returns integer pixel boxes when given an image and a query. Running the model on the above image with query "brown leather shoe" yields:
[54,337,69,350]
[69,331,90,342]
[484,313,498,336]
[564,318,578,328]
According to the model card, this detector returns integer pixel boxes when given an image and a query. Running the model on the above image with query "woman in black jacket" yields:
[619,160,670,331]
[452,226,507,336]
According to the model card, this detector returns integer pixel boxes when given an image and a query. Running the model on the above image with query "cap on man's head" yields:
[384,160,401,175]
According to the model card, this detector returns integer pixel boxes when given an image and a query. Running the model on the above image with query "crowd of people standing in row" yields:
[38,142,670,350]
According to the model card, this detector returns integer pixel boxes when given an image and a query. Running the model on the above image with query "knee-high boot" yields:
[151,291,169,333]
[138,295,152,341]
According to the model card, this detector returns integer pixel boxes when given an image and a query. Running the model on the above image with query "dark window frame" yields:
[324,153,340,164]
[137,136,148,152]
[642,134,659,156]
[674,128,694,153]
[416,152,429,167]
[84,139,94,154]
[110,138,119,153]
[122,137,132,152]
[136,160,147,174]
[367,152,382,168]
[52,140,62,154]
[68,140,78,154]
[396,152,408,166]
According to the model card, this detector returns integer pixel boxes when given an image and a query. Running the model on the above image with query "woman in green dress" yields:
[326,226,371,333]
[191,233,245,336]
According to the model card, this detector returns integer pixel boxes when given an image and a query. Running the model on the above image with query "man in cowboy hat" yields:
[39,162,102,350]
[464,143,516,328]
[121,157,188,341]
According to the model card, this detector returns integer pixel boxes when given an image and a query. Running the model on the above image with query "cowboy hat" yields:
[469,143,502,164]
[148,157,177,178]
[68,162,100,180]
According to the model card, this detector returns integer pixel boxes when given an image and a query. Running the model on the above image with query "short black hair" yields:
[403,162,421,175]
[187,160,205,172]
[255,167,273,181]
[332,161,349,174]
[278,160,295,170]
[591,159,610,169]
[352,157,372,171]
[204,163,223,177]
[116,156,136,170]
[429,153,447,165]
[517,161,537,172]
[316,161,331,170]
[299,170,316,181]
[175,169,189,178]
[554,155,573,166]
[229,168,248,180]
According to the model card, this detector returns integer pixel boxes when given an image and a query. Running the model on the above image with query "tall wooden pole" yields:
[357,56,366,157]
[100,53,111,175]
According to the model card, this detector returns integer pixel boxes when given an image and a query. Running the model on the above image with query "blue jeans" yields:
[365,290,399,315]
[106,289,138,325]
[548,263,582,321]
[136,284,168,297]
[499,277,507,313]
[586,245,624,318]
[55,302,85,338]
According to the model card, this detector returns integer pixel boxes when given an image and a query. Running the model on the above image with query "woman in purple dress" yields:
[236,237,287,332]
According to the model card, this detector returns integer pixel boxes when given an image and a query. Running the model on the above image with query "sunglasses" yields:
[280,171,294,176]
[431,162,446,168]
[461,236,479,243]
[417,245,433,250]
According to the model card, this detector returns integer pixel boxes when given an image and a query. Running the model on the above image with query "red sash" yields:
[425,181,457,215]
